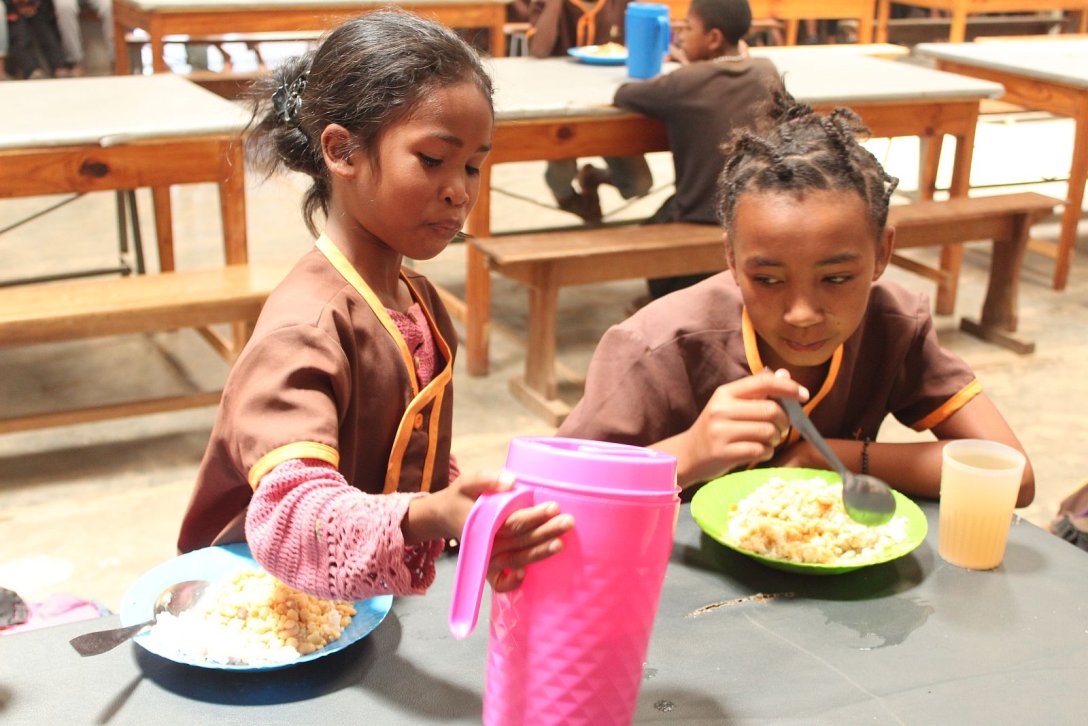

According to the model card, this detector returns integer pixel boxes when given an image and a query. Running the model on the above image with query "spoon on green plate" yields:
[776,396,896,527]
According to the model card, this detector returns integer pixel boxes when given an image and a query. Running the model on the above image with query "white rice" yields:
[728,476,908,565]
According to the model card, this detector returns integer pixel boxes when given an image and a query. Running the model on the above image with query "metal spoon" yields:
[69,579,209,657]
[776,397,896,526]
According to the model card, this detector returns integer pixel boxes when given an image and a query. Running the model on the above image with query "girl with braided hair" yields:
[180,10,572,600]
[560,91,1034,507]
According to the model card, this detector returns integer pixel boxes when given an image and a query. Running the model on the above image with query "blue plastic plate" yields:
[119,543,392,670]
[568,45,628,65]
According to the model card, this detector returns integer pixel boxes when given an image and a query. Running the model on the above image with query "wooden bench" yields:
[466,192,1059,424]
[0,262,291,434]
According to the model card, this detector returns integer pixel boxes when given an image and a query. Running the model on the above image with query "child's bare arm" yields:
[527,0,565,58]
[772,394,1034,507]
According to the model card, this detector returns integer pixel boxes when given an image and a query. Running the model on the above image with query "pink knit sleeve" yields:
[245,459,445,601]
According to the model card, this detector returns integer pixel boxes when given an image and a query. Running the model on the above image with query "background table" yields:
[916,37,1088,291]
[1,499,1084,723]
[875,0,1088,42]
[111,0,513,73]
[461,50,1004,375]
[0,74,250,275]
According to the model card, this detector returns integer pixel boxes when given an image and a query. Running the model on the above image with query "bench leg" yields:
[508,267,570,426]
[935,244,962,316]
[959,213,1035,355]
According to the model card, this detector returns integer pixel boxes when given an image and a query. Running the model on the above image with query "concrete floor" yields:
[1,92,1086,614]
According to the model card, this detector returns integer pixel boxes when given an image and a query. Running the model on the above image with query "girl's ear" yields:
[872,225,896,280]
[320,124,356,179]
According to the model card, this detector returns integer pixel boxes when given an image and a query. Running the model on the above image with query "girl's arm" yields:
[527,0,564,57]
[774,394,1035,507]
[246,459,444,601]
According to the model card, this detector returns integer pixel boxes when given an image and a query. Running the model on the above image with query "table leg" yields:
[464,163,493,376]
[150,26,168,73]
[948,8,967,42]
[490,21,505,57]
[875,0,891,43]
[113,18,130,74]
[784,19,800,45]
[219,141,248,266]
[151,186,174,272]
[1051,107,1087,290]
[856,6,874,44]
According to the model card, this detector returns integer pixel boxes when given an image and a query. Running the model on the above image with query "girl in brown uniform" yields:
[179,11,573,600]
[559,92,1035,508]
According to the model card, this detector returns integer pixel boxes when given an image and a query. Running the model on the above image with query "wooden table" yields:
[3,500,1086,724]
[875,0,1088,43]
[461,50,1003,376]
[0,74,250,274]
[111,0,513,74]
[915,38,1088,291]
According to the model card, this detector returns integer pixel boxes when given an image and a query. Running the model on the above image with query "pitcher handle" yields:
[657,15,671,56]
[448,486,535,640]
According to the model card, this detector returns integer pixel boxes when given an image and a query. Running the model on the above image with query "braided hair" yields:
[717,90,898,240]
[245,9,494,237]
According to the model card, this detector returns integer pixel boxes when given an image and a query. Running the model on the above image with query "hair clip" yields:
[272,73,308,125]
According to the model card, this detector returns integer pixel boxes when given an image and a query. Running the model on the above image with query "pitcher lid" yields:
[505,437,677,494]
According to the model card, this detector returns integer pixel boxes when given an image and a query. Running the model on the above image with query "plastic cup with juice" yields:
[938,439,1026,570]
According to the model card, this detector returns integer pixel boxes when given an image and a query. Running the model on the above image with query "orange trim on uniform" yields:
[248,442,339,489]
[912,379,982,431]
[568,0,609,47]
[316,234,420,396]
[741,307,845,447]
[382,276,455,494]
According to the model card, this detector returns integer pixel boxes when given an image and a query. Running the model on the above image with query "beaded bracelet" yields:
[861,437,872,475]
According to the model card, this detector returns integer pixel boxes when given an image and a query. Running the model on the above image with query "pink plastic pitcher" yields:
[450,436,679,725]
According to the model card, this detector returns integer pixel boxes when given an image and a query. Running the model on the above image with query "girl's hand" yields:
[404,470,574,592]
[665,369,808,487]
[487,501,575,592]
[445,470,574,592]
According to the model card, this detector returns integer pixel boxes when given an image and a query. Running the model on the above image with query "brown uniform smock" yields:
[178,242,456,552]
[528,0,632,53]
[614,58,782,224]
[558,274,980,474]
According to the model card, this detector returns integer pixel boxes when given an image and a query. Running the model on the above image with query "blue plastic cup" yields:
[625,2,671,79]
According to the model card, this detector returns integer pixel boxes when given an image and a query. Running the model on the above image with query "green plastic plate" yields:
[690,467,928,575]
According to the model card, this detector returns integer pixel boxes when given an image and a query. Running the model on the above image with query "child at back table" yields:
[527,0,653,223]
[558,91,1035,507]
[614,0,782,300]
[178,11,573,599]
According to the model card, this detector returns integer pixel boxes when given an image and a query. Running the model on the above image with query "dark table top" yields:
[2,500,1085,724]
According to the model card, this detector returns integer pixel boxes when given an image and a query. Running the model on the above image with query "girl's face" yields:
[344,81,493,260]
[725,189,894,377]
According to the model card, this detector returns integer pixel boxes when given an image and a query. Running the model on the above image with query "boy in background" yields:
[615,0,780,300]
[527,0,653,224]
